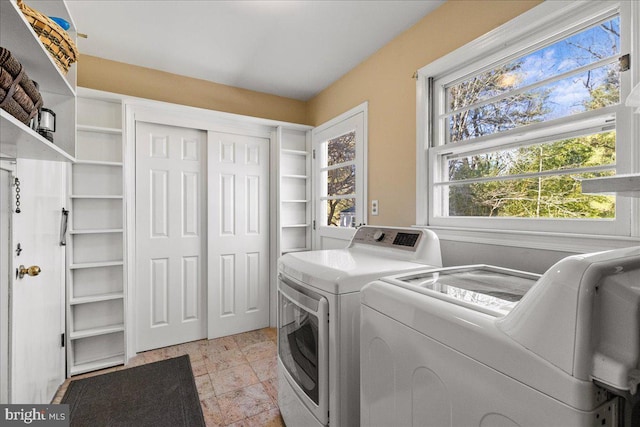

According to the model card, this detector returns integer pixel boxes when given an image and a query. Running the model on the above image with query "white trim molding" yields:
[311,101,368,249]
[420,226,640,254]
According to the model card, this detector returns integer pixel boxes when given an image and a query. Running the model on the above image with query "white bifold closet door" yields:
[135,122,206,352]
[207,131,269,339]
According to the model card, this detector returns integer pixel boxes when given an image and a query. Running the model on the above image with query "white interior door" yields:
[312,104,367,249]
[135,121,206,352]
[10,159,65,403]
[208,131,269,339]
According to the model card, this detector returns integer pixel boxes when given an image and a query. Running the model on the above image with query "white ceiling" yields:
[66,1,444,101]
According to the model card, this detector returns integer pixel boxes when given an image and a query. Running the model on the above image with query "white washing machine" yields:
[277,226,442,427]
[361,246,640,427]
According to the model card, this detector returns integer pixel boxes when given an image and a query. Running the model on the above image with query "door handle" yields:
[59,207,69,246]
[17,265,41,279]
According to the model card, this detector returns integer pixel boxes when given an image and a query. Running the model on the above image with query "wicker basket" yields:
[0,47,43,125]
[17,0,78,74]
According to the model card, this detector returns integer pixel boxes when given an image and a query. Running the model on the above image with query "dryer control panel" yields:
[349,226,442,266]
[350,227,422,251]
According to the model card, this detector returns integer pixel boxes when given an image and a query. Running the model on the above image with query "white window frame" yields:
[416,0,640,251]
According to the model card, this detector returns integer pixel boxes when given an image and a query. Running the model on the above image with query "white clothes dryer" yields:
[277,226,442,427]
[360,247,640,427]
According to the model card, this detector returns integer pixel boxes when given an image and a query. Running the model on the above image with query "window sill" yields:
[414,225,640,254]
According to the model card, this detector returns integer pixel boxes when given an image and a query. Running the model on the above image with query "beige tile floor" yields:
[53,327,285,427]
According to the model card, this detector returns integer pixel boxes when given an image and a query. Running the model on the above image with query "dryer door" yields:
[278,275,329,425]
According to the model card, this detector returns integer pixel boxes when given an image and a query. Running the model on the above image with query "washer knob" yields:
[373,230,385,242]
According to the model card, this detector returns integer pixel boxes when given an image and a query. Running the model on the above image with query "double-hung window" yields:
[417,1,637,237]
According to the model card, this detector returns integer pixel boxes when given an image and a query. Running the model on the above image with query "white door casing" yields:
[208,131,270,339]
[135,122,206,352]
[10,159,65,403]
[312,103,367,249]
[1,164,12,403]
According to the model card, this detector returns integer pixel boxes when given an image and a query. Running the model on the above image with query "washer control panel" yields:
[350,227,423,251]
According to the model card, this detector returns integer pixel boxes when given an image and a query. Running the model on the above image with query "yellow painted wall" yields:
[307,0,542,226]
[77,55,309,125]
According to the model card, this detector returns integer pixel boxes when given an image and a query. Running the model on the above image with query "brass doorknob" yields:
[18,265,41,279]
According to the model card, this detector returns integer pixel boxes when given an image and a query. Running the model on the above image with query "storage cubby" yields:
[77,97,122,129]
[281,152,308,176]
[72,233,123,265]
[72,163,123,196]
[66,91,126,376]
[75,130,122,163]
[71,300,124,334]
[281,177,308,201]
[281,128,307,151]
[71,198,123,230]
[281,202,308,226]
[281,227,309,253]
[70,332,125,376]
[71,265,124,300]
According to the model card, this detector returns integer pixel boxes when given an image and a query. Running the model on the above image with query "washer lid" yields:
[382,265,540,316]
[279,249,435,294]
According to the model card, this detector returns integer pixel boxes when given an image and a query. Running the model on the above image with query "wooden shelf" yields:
[76,125,122,135]
[69,324,125,340]
[70,292,124,305]
[70,229,123,235]
[74,160,123,167]
[0,111,75,162]
[282,149,309,156]
[69,354,125,376]
[70,261,124,270]
[70,195,123,199]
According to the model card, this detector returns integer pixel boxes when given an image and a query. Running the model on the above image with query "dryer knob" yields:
[373,230,385,242]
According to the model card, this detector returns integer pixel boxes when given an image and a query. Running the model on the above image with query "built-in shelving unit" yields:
[66,93,126,376]
[278,128,312,254]
[0,0,76,161]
